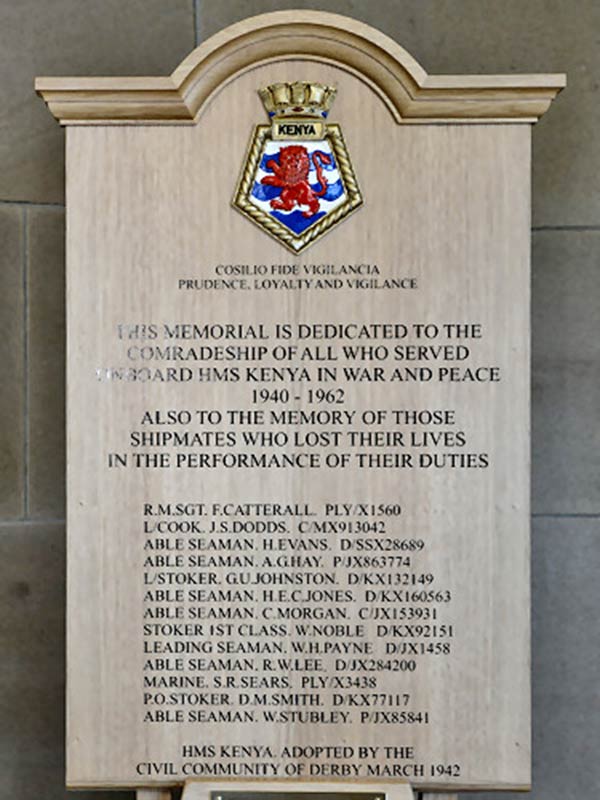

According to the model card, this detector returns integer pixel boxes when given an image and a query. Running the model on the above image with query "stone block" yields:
[532,231,600,514]
[27,207,65,518]
[0,206,25,517]
[0,0,194,203]
[464,517,600,799]
[0,521,134,799]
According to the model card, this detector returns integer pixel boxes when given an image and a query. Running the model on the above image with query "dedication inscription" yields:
[36,9,565,794]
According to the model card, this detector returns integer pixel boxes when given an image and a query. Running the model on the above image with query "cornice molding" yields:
[35,10,566,125]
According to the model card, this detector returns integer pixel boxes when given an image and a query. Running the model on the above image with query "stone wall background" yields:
[0,1,597,799]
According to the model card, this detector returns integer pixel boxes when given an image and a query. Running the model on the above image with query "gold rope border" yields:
[232,123,363,254]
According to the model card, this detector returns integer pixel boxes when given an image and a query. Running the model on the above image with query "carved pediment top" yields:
[36,10,565,125]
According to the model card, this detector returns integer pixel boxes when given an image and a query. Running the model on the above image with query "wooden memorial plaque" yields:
[36,11,564,794]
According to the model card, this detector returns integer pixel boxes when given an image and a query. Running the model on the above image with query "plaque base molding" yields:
[134,781,459,800]
[137,791,171,800]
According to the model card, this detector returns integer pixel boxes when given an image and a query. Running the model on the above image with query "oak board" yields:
[35,10,565,793]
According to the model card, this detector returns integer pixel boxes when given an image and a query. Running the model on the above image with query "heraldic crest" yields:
[233,82,363,253]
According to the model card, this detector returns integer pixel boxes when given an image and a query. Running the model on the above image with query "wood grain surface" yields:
[64,53,532,791]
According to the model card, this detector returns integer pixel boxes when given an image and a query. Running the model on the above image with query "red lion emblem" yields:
[261,145,331,217]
